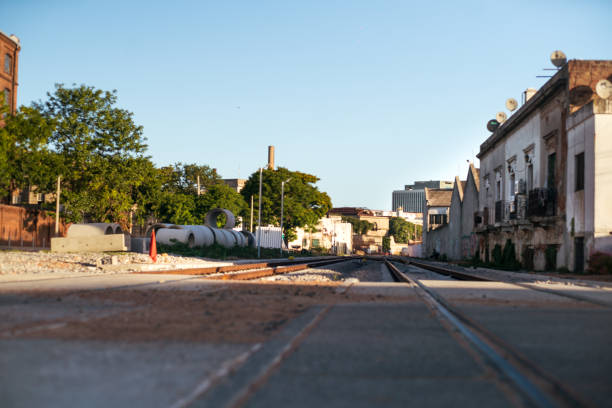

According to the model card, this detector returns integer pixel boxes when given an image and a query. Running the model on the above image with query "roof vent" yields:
[522,88,537,104]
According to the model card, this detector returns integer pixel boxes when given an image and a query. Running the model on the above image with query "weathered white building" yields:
[288,216,353,254]
[422,188,452,257]
[475,60,612,271]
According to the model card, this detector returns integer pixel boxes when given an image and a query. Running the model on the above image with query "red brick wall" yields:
[0,32,19,115]
[0,205,68,248]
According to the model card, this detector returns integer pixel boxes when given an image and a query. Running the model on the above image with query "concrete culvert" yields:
[205,208,236,229]
[156,228,196,248]
[212,228,235,248]
[183,225,215,247]
[240,230,256,247]
[67,223,114,237]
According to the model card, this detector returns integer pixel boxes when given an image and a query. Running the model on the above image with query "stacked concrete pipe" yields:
[67,223,123,237]
[152,208,255,248]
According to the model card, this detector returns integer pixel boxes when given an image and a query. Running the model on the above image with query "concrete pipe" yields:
[240,230,256,248]
[145,223,180,237]
[111,223,123,234]
[212,228,235,248]
[229,230,247,247]
[205,208,236,229]
[156,228,195,248]
[183,225,215,247]
[67,223,114,237]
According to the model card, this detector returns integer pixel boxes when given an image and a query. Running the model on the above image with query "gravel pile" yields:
[259,260,389,283]
[0,250,220,277]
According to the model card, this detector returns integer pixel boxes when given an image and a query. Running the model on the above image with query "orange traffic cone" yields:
[149,229,157,263]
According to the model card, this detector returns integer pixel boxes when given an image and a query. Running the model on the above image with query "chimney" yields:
[267,145,275,170]
[523,88,537,104]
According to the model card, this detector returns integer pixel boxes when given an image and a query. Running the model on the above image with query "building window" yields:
[3,88,9,109]
[574,237,584,273]
[312,239,320,248]
[547,153,556,189]
[575,152,585,191]
[509,173,516,199]
[429,214,448,225]
[4,54,11,74]
[496,179,501,201]
[527,164,533,192]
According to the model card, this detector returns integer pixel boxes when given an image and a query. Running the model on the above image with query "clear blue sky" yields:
[4,0,611,210]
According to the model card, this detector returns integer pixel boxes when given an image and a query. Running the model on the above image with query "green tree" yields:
[0,104,57,203]
[341,216,375,235]
[240,167,332,242]
[388,217,422,243]
[160,163,220,195]
[33,84,149,225]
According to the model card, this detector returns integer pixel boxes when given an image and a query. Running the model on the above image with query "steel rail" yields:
[206,258,352,281]
[397,256,611,308]
[132,256,352,276]
[384,259,586,408]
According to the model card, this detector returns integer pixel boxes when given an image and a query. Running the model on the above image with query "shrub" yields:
[587,252,612,275]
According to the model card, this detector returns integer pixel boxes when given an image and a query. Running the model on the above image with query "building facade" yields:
[0,31,19,114]
[475,60,612,272]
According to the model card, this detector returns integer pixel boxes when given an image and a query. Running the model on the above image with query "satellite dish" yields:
[595,79,612,100]
[496,112,508,123]
[487,119,500,132]
[505,98,518,112]
[550,50,567,68]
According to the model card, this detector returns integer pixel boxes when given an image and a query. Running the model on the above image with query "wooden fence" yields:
[0,204,68,248]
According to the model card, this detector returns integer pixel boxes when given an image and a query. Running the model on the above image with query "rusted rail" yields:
[211,258,352,280]
[133,256,350,277]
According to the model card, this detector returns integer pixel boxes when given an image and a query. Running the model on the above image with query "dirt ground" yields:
[5,281,417,344]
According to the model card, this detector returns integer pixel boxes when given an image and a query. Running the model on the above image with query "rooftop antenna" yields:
[537,50,567,78]
[496,112,508,123]
[487,119,500,133]
[595,79,612,100]
[505,98,518,112]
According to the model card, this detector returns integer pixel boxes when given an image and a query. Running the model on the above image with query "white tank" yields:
[156,228,195,248]
[67,223,114,237]
[183,225,215,247]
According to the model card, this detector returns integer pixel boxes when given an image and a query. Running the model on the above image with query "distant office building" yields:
[0,30,20,115]
[392,190,425,213]
[391,180,453,212]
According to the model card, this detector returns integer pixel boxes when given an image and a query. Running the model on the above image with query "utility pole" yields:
[54,175,61,236]
[250,195,254,233]
[197,175,201,196]
[280,178,291,256]
[257,167,263,258]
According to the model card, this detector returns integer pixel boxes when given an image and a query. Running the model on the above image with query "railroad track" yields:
[383,259,588,408]
[134,256,354,280]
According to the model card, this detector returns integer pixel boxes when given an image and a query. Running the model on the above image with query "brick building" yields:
[0,30,19,114]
